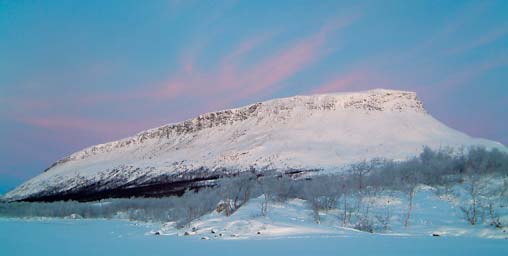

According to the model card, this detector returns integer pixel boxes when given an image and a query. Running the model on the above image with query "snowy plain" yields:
[2,188,507,256]
[1,218,507,256]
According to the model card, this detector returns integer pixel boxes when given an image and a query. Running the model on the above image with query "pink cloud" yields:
[131,15,359,110]
[313,70,369,94]
[8,15,360,144]
[238,30,327,95]
[311,66,394,94]
[233,17,358,97]
[222,32,275,63]
[222,19,357,105]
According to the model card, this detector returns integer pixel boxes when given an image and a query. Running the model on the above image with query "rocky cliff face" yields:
[4,89,503,202]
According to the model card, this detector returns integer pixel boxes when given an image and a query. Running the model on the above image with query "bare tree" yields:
[339,184,355,226]
[487,202,502,228]
[259,177,277,216]
[394,160,421,228]
[459,172,482,225]
[375,204,392,231]
[349,161,374,194]
[218,172,256,216]
[303,176,342,224]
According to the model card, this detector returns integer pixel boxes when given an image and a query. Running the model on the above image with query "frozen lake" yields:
[1,218,507,256]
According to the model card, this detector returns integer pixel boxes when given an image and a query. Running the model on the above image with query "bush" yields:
[1,146,507,232]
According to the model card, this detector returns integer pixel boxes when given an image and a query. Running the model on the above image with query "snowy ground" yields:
[1,218,507,256]
[1,188,507,255]
[157,188,508,240]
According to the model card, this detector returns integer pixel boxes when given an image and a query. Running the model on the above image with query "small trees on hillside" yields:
[302,176,342,224]
[339,179,355,226]
[459,171,482,225]
[259,177,276,216]
[1,146,507,233]
[349,161,374,192]
[175,188,222,227]
[398,160,422,227]
[217,172,257,216]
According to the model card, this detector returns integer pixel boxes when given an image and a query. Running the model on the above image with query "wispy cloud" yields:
[312,69,381,94]
[424,58,508,101]
[17,116,156,137]
[143,15,359,109]
[390,1,491,66]
[6,14,361,140]
[447,27,508,55]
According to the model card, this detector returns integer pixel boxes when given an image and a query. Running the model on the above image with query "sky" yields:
[0,0,507,191]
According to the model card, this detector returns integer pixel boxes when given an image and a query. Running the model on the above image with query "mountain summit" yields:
[4,89,503,201]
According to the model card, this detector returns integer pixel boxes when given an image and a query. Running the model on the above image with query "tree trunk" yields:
[404,188,415,227]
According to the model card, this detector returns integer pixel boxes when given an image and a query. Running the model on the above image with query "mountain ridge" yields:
[4,89,504,202]
[56,88,425,166]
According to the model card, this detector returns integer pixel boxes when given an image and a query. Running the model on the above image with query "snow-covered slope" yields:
[4,89,505,201]
[155,188,508,240]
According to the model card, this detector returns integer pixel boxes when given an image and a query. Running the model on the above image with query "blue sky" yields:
[0,0,507,190]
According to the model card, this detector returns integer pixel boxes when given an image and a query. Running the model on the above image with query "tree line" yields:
[1,146,507,232]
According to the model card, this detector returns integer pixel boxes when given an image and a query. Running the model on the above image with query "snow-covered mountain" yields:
[4,89,505,201]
